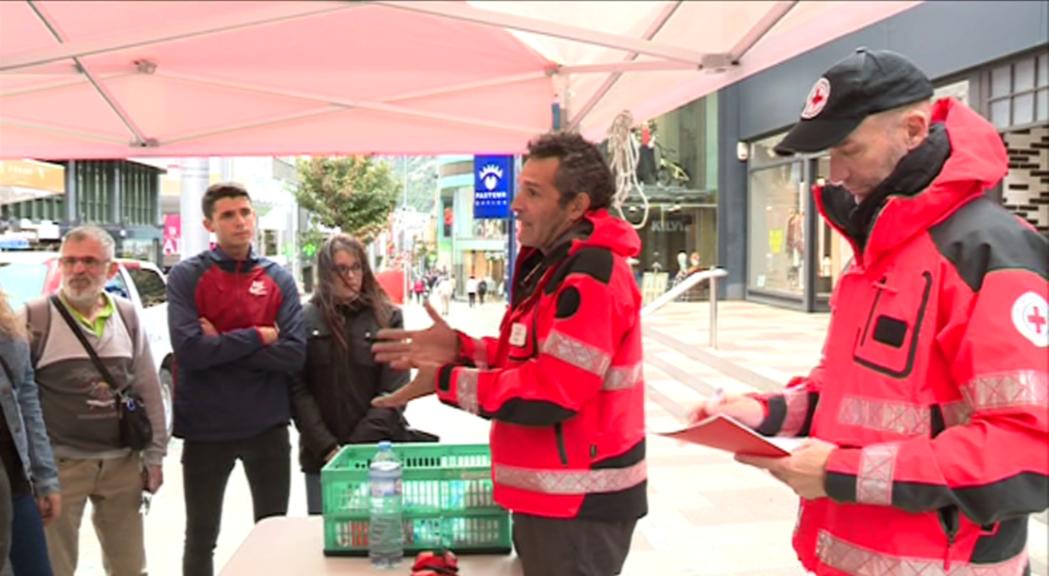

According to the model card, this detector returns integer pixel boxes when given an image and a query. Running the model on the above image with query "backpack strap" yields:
[24,296,51,367]
[25,295,140,367]
[112,296,140,349]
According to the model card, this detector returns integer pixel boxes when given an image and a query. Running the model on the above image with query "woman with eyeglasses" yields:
[0,289,60,576]
[290,234,435,514]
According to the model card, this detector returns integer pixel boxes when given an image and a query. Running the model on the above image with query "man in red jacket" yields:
[373,133,647,576]
[698,48,1048,575]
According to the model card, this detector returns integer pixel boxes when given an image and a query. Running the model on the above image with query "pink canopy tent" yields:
[0,1,921,160]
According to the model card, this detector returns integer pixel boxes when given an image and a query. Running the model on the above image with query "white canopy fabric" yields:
[0,1,920,159]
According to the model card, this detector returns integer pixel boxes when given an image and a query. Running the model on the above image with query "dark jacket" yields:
[290,302,411,474]
[167,247,306,441]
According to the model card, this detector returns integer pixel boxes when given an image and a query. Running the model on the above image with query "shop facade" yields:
[437,156,509,296]
[0,159,163,261]
[715,1,1048,311]
[621,95,720,288]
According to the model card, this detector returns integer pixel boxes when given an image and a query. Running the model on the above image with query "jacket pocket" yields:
[853,271,933,378]
[553,423,568,467]
[307,333,332,366]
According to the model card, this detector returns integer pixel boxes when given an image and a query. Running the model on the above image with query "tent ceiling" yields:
[0,1,920,159]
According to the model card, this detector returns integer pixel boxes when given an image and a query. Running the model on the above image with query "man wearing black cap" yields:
[695,48,1048,575]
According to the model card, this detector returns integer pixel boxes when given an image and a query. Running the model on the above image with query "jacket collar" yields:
[208,244,258,265]
[815,98,1008,267]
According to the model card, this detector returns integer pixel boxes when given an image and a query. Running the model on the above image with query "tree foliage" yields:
[294,156,401,243]
[379,156,438,213]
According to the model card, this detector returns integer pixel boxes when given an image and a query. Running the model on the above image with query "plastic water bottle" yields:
[368,441,404,568]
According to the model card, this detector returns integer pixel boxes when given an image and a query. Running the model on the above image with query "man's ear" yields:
[903,108,931,150]
[202,217,214,234]
[106,261,119,280]
[569,192,592,219]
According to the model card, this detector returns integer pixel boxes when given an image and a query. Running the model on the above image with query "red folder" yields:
[657,414,794,457]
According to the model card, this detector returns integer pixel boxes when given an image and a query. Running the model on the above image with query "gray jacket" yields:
[0,335,60,496]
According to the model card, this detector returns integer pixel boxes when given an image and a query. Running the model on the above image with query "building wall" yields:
[1003,126,1049,233]
[717,1,1049,301]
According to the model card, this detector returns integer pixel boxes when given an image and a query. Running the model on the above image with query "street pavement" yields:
[67,297,1046,575]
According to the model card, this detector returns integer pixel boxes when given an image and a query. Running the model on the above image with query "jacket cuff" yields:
[34,477,61,496]
[454,331,475,365]
[824,447,860,503]
[142,449,165,468]
[748,393,777,435]
[435,364,481,415]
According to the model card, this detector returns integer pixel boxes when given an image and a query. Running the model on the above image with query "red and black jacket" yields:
[755,99,1048,574]
[167,247,306,441]
[435,210,648,521]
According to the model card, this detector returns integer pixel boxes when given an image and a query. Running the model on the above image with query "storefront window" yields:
[987,52,1049,129]
[634,204,716,272]
[119,238,157,263]
[748,161,804,296]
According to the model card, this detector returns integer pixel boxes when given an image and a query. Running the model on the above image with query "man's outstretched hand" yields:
[372,301,458,370]
[372,364,438,408]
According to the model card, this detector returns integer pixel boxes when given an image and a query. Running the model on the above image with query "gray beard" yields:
[60,286,101,311]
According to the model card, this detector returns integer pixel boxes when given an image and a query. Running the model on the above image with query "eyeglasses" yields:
[334,263,363,277]
[58,256,109,270]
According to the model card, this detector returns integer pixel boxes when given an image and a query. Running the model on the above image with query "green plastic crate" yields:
[321,443,511,556]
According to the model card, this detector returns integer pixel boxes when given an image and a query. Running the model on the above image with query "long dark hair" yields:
[311,234,394,350]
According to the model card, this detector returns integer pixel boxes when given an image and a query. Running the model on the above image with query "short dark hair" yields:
[526,132,613,211]
[202,182,251,218]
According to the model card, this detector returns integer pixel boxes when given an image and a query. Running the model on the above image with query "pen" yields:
[711,387,725,405]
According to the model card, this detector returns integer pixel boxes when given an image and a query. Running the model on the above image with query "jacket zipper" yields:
[938,506,959,570]
[554,423,568,466]
[859,276,887,346]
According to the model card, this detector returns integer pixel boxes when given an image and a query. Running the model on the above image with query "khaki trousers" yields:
[45,454,145,576]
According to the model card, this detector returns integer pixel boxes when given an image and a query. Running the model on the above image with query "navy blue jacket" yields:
[167,247,305,441]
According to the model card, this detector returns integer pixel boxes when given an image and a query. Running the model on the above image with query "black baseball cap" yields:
[774,48,933,155]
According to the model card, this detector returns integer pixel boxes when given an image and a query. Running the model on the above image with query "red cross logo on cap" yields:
[801,77,831,120]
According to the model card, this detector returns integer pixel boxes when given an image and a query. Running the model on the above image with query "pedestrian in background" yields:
[477,277,488,305]
[437,275,454,316]
[466,276,478,308]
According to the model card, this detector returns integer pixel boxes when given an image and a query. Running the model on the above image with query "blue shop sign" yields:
[473,155,513,219]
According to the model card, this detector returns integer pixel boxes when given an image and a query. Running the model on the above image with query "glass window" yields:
[749,132,789,168]
[748,162,804,296]
[104,272,130,301]
[986,53,1048,130]
[991,65,1012,98]
[127,268,167,308]
[990,99,1011,129]
[1015,58,1036,92]
[1014,93,1035,125]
